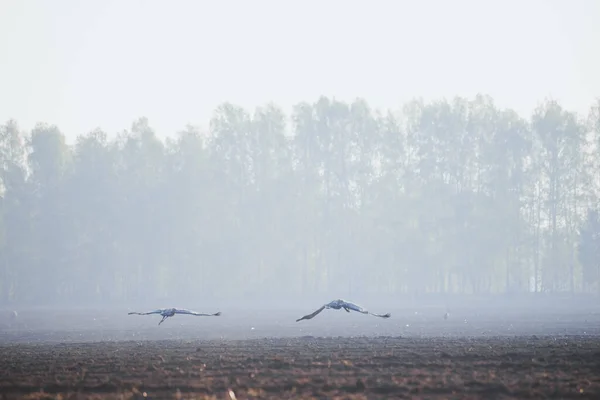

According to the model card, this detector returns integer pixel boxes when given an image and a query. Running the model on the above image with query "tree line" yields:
[1,94,600,306]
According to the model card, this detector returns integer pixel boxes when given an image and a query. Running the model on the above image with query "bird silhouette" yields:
[128,308,221,325]
[296,299,391,322]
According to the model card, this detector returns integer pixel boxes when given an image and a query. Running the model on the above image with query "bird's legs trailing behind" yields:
[158,315,169,325]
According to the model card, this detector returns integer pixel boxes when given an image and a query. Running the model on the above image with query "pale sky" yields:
[1,0,599,142]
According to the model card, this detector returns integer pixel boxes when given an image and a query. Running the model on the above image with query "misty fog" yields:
[2,4,600,400]
[1,95,600,317]
[1,1,599,329]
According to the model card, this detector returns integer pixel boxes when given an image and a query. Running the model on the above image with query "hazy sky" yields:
[1,0,599,142]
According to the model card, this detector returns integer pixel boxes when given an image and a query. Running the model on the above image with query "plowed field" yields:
[1,305,599,399]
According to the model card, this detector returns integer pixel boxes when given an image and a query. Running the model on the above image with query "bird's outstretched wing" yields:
[296,305,326,322]
[173,309,221,316]
[341,301,367,313]
[368,311,391,318]
[128,309,164,315]
[342,301,391,318]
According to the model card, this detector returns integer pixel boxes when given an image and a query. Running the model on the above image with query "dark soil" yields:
[0,306,599,399]
[1,336,600,399]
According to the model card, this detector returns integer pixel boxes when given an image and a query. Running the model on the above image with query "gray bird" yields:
[296,299,391,322]
[128,308,221,325]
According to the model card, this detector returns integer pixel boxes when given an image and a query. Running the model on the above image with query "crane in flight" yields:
[296,299,391,322]
[128,308,221,325]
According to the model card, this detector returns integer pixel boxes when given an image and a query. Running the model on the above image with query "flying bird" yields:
[296,299,391,322]
[128,308,221,325]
